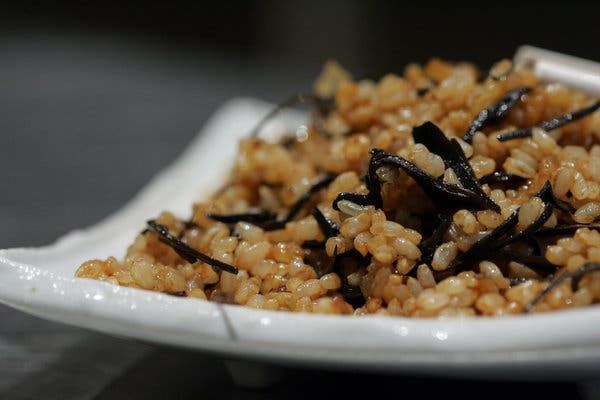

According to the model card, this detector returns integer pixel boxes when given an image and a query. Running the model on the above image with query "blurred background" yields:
[1,1,599,398]
[2,1,599,248]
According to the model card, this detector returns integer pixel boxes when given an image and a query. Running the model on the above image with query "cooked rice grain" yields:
[77,57,600,318]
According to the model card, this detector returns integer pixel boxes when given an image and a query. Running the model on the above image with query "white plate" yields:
[3,97,600,380]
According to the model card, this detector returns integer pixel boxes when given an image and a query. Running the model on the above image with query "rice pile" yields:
[76,58,600,317]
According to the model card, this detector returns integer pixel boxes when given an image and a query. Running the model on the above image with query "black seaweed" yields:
[332,192,378,211]
[447,182,555,275]
[525,262,600,313]
[449,206,518,272]
[340,284,366,308]
[146,220,238,275]
[374,150,493,210]
[333,149,388,210]
[522,234,542,256]
[262,173,337,231]
[493,252,556,276]
[332,149,386,211]
[535,224,600,237]
[509,277,529,285]
[334,147,498,212]
[413,122,499,212]
[165,291,187,297]
[331,249,369,306]
[301,240,326,249]
[206,210,278,225]
[497,100,600,142]
[416,87,430,97]
[463,87,531,143]
[207,174,336,232]
[312,207,340,238]
[302,246,332,278]
[249,92,334,137]
[479,171,527,187]
[283,173,336,224]
[549,192,576,214]
[303,244,368,305]
[417,214,452,265]
[259,220,287,231]
[496,182,555,248]
[304,247,370,303]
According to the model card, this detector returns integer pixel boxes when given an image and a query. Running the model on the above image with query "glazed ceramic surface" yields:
[3,52,600,378]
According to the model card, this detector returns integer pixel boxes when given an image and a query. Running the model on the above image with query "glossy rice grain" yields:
[76,58,600,317]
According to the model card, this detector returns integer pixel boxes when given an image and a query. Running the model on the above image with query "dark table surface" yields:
[1,31,598,399]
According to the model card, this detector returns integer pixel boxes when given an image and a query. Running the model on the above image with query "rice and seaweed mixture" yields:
[76,58,600,317]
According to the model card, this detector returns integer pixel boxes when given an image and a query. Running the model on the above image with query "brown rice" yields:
[76,57,600,317]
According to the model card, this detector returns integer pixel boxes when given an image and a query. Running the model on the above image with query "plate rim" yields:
[2,97,600,377]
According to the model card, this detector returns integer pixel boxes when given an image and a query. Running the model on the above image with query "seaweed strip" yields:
[302,245,331,278]
[332,149,388,210]
[333,149,389,210]
[416,87,430,97]
[509,277,529,285]
[283,173,336,223]
[549,191,576,214]
[332,192,375,211]
[523,234,542,256]
[208,174,336,232]
[165,291,187,297]
[373,151,492,210]
[340,284,366,308]
[449,208,519,271]
[206,210,277,225]
[493,252,557,276]
[312,207,340,237]
[331,249,369,306]
[334,148,494,212]
[417,214,452,265]
[147,220,238,275]
[463,87,531,143]
[249,92,334,137]
[479,171,527,187]
[497,100,600,142]
[448,182,554,272]
[413,122,499,212]
[571,263,600,291]
[301,240,326,249]
[259,220,287,231]
[525,262,600,313]
[496,182,554,248]
[535,224,600,237]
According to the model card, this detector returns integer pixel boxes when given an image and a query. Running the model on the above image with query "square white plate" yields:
[3,96,600,380]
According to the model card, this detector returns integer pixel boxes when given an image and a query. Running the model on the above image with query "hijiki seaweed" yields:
[463,87,530,143]
[154,81,600,312]
[146,220,238,275]
[80,58,600,317]
[496,100,600,142]
[525,262,600,313]
[207,173,336,231]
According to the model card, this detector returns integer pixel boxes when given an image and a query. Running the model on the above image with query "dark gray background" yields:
[1,2,599,398]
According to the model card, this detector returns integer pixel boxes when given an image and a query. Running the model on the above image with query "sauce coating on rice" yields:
[76,58,600,317]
